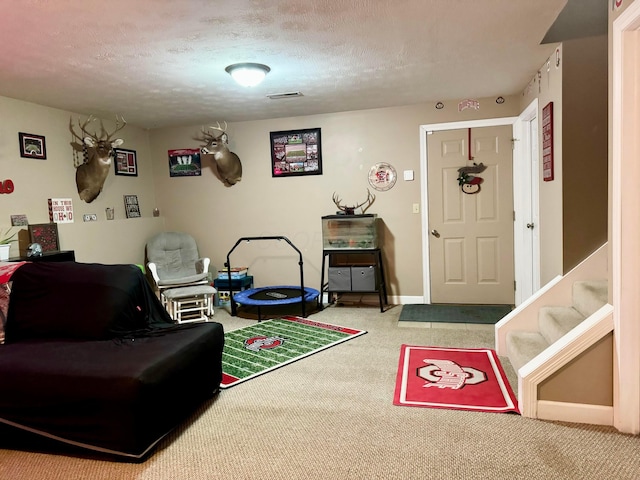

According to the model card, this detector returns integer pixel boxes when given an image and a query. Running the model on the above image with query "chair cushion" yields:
[164,285,216,300]
[157,273,208,286]
[146,232,203,281]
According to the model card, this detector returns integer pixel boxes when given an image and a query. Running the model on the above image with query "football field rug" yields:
[220,316,367,389]
[393,345,519,414]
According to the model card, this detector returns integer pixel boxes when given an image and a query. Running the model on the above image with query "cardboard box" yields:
[217,267,248,279]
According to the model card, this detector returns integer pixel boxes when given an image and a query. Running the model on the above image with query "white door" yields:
[513,99,541,306]
[427,125,514,304]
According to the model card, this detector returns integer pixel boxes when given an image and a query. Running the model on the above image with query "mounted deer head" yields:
[69,115,126,203]
[194,121,242,187]
[332,189,376,215]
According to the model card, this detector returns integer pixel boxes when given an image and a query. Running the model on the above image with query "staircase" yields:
[496,244,614,425]
[506,280,608,372]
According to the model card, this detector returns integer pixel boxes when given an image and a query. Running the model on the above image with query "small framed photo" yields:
[19,132,47,159]
[10,214,28,226]
[270,128,322,177]
[28,223,59,253]
[114,148,138,176]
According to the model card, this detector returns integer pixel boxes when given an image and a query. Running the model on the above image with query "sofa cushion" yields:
[0,318,224,458]
[5,262,174,342]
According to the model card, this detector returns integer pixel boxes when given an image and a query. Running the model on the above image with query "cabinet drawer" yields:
[328,267,351,290]
[351,266,376,291]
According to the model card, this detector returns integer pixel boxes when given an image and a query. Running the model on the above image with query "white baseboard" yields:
[537,400,614,426]
[392,295,424,305]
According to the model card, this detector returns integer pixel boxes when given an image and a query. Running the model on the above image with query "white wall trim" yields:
[536,401,613,426]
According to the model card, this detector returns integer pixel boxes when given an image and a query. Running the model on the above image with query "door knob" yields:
[526,223,534,229]
[431,229,440,238]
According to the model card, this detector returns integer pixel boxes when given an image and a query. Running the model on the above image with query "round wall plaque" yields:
[368,162,397,191]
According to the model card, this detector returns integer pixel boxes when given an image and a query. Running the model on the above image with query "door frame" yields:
[419,117,517,304]
[612,0,640,434]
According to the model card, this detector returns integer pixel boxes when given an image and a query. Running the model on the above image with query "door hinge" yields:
[514,280,517,291]
[513,210,516,222]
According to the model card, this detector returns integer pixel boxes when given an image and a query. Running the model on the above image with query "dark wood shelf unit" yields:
[320,248,388,312]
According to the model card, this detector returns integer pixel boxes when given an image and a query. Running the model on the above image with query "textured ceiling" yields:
[0,0,569,129]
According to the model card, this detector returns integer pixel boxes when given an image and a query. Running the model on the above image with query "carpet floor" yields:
[1,305,638,480]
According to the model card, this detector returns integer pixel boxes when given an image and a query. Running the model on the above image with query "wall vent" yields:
[266,91,303,100]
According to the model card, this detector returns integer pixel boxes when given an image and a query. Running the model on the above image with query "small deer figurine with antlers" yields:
[194,121,242,187]
[69,115,126,203]
[332,189,376,215]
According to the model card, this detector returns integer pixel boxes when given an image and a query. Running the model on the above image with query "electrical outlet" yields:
[83,214,97,222]
[412,203,420,214]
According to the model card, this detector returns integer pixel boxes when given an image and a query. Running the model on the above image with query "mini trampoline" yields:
[224,236,320,320]
[233,285,320,320]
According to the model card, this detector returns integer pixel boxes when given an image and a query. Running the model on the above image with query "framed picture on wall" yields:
[19,132,47,160]
[269,128,322,177]
[114,148,138,176]
[168,148,202,177]
[28,223,59,252]
[124,194,141,218]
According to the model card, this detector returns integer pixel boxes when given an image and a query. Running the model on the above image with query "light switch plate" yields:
[403,170,414,181]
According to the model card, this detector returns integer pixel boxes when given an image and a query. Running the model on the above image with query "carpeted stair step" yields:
[505,279,608,374]
[572,280,608,318]
[538,306,585,345]
[506,330,549,372]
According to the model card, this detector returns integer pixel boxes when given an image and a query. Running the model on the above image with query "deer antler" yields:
[207,121,228,133]
[69,115,95,146]
[103,115,127,141]
[333,189,376,215]
[70,115,126,144]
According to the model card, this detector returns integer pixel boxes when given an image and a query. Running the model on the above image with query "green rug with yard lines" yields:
[220,316,367,389]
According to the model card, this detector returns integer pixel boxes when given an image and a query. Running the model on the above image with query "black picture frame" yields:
[270,128,322,177]
[114,148,138,176]
[19,132,47,159]
[28,223,59,252]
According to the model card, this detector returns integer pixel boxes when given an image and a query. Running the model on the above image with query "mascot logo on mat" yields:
[244,335,285,352]
[418,359,486,389]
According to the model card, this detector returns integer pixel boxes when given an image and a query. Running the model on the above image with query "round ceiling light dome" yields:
[225,63,271,87]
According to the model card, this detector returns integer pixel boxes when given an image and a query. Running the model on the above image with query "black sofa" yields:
[0,261,224,460]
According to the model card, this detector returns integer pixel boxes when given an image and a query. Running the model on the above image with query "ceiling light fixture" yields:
[225,63,270,87]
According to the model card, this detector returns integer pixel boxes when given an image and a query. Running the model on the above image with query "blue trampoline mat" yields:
[233,285,320,306]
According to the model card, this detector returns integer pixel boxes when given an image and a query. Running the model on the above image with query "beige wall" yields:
[0,92,519,299]
[561,35,608,272]
[149,98,520,298]
[518,35,608,283]
[539,332,614,406]
[520,44,565,285]
[0,53,606,301]
[0,96,165,265]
